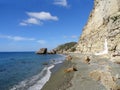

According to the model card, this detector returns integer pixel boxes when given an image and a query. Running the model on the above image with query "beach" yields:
[41,59,74,90]
[0,52,66,90]
[66,54,106,90]
[41,53,120,90]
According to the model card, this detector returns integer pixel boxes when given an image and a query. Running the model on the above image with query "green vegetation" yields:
[55,42,77,53]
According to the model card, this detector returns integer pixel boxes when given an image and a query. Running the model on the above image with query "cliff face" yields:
[76,0,120,55]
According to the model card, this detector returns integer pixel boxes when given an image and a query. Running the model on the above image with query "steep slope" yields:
[76,0,120,56]
[55,42,77,53]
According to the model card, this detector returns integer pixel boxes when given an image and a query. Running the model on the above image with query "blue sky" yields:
[0,0,94,51]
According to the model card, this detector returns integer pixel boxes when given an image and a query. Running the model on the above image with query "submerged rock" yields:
[42,62,49,65]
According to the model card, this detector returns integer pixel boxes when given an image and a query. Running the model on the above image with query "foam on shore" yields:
[10,56,65,90]
[28,65,55,90]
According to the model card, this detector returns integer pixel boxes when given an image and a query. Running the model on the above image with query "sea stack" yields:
[36,48,47,54]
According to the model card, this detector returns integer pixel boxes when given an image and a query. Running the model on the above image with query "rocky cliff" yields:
[55,42,77,54]
[76,0,120,56]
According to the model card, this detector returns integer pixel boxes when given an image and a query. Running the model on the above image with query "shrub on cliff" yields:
[55,42,77,53]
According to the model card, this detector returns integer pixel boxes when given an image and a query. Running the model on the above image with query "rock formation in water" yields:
[36,42,77,54]
[47,49,56,54]
[76,0,120,56]
[36,48,47,54]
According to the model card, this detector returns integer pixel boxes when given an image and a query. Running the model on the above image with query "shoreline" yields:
[41,53,120,90]
[9,54,66,90]
[41,58,75,90]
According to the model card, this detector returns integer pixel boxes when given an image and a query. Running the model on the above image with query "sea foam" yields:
[10,58,64,90]
[28,65,55,90]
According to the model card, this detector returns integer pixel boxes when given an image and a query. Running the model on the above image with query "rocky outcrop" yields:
[36,48,57,54]
[47,49,56,54]
[55,42,77,54]
[36,42,77,54]
[76,0,120,57]
[89,70,117,90]
[36,48,47,54]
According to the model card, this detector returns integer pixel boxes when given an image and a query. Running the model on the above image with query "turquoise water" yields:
[0,52,65,90]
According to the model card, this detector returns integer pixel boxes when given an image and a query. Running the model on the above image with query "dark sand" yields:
[42,53,120,90]
[41,60,75,90]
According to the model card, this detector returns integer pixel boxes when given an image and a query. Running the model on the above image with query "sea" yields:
[0,52,65,90]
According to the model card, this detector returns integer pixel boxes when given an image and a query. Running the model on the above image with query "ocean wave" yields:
[50,55,65,64]
[28,65,55,90]
[10,58,64,90]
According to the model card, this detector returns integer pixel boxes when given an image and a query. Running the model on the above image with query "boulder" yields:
[115,61,120,64]
[89,70,101,81]
[36,48,47,54]
[89,70,117,90]
[64,67,77,73]
[84,56,90,64]
[100,71,117,90]
[113,54,120,57]
[66,55,72,61]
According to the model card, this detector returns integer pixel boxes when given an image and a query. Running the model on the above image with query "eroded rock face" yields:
[89,70,117,90]
[76,0,120,56]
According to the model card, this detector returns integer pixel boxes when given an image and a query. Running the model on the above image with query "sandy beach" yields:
[41,60,75,90]
[41,53,120,90]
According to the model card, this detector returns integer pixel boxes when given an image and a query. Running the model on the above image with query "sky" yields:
[0,0,94,51]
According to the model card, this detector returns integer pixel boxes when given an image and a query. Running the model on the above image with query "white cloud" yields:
[20,18,42,26]
[19,22,28,26]
[71,35,78,38]
[37,40,46,44]
[24,18,41,25]
[27,12,58,21]
[12,36,35,41]
[20,12,58,26]
[0,34,48,46]
[63,35,78,39]
[54,0,68,7]
[0,34,35,41]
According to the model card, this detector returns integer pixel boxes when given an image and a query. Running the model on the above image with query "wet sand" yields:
[41,60,74,90]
